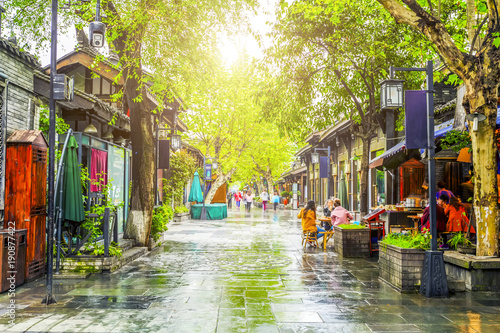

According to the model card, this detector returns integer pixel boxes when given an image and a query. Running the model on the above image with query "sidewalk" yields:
[0,208,499,332]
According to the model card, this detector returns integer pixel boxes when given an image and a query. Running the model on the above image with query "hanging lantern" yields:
[380,79,404,110]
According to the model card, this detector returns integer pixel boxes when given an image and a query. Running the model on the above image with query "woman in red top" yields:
[445,197,475,234]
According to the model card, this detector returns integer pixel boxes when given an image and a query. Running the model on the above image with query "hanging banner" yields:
[158,139,170,169]
[319,156,329,178]
[204,164,212,180]
[405,90,428,149]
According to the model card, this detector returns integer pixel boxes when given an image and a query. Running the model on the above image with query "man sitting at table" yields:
[331,198,353,227]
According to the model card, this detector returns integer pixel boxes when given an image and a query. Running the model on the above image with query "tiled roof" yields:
[0,38,40,68]
[34,70,130,125]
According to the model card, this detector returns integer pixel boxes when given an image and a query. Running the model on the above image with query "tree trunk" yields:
[205,168,236,203]
[112,19,154,247]
[467,85,499,256]
[359,137,371,216]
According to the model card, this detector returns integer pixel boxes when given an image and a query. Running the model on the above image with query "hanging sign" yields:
[405,90,428,149]
[204,164,212,181]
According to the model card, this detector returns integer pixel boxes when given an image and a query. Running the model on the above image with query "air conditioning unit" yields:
[53,74,74,101]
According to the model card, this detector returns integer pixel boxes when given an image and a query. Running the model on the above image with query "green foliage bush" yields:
[338,224,365,229]
[381,232,430,250]
[448,232,472,249]
[80,170,124,257]
[174,205,189,214]
[281,191,289,198]
[163,150,197,208]
[151,204,174,242]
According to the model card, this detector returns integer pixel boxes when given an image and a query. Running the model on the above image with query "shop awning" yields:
[369,141,406,169]
[434,119,454,138]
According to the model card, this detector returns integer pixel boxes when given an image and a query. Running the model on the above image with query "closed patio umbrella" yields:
[188,171,203,203]
[62,136,86,223]
[338,175,349,209]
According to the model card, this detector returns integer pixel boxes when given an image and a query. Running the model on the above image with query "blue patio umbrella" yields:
[188,171,204,203]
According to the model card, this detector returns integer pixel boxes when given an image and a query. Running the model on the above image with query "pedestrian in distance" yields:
[272,191,280,211]
[244,190,253,212]
[260,189,269,211]
[227,191,232,209]
[234,191,242,209]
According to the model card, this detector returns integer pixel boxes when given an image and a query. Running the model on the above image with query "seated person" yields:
[330,198,353,227]
[445,197,476,234]
[437,193,449,209]
[298,200,325,247]
[436,181,455,200]
[420,202,446,233]
[323,199,334,217]
[322,199,334,230]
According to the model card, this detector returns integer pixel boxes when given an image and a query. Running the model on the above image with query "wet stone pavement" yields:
[1,209,500,332]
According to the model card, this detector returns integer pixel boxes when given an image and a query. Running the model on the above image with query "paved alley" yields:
[1,208,500,332]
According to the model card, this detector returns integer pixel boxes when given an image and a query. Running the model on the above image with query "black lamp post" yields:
[44,0,104,305]
[380,60,448,298]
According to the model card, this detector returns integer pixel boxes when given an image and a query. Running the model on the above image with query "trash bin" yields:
[0,229,27,292]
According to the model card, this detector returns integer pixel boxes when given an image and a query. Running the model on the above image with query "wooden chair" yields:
[302,231,319,248]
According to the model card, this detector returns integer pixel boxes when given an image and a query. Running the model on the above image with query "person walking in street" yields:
[227,191,232,209]
[260,189,269,211]
[272,191,280,211]
[244,190,253,212]
[234,191,242,209]
[298,200,325,247]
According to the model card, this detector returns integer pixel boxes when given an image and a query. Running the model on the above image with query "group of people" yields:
[420,180,475,237]
[231,189,281,212]
[298,198,352,247]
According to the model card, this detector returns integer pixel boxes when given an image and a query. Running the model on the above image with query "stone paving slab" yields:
[1,208,500,332]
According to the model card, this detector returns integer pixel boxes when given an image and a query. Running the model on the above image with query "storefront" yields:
[61,132,131,234]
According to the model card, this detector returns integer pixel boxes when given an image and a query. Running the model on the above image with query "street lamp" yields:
[381,61,449,298]
[311,152,320,164]
[380,78,404,110]
[465,113,486,132]
[170,133,182,150]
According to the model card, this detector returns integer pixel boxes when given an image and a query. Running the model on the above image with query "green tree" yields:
[265,0,424,215]
[375,0,500,256]
[162,150,197,208]
[5,0,256,246]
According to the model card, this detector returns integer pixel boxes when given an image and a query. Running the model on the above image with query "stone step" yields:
[108,247,148,272]
[447,277,466,292]
[54,271,90,279]
[118,238,136,251]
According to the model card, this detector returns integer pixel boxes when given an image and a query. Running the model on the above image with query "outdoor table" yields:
[191,203,228,220]
[407,215,422,234]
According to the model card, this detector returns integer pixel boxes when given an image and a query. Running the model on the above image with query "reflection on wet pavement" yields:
[1,209,500,332]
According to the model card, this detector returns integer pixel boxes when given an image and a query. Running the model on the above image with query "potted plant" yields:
[378,233,430,293]
[333,224,370,258]
[448,232,476,255]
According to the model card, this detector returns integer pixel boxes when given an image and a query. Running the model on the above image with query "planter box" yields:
[333,226,370,258]
[173,212,190,222]
[379,243,426,293]
[444,251,500,291]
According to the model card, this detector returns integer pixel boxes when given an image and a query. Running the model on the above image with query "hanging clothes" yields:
[90,149,108,192]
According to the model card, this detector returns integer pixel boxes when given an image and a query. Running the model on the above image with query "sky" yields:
[33,0,278,67]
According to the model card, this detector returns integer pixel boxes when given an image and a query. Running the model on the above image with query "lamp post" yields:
[312,147,331,201]
[155,121,181,206]
[43,0,103,305]
[380,60,448,298]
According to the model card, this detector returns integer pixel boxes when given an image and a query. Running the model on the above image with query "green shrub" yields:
[338,224,365,229]
[448,232,472,249]
[281,191,289,198]
[381,233,430,250]
[174,205,189,214]
[151,204,173,241]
